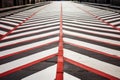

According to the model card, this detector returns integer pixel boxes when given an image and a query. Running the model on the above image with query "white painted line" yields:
[21,64,81,80]
[0,37,58,57]
[20,22,59,28]
[64,49,120,79]
[111,21,120,25]
[105,18,120,22]
[64,22,120,33]
[4,26,58,40]
[0,47,58,73]
[0,31,59,47]
[1,18,22,23]
[64,30,120,45]
[0,30,7,35]
[0,20,18,25]
[22,64,57,80]
[0,24,13,30]
[63,25,120,38]
[64,20,111,28]
[14,23,59,33]
[64,38,120,57]
[24,19,59,25]
[102,15,120,20]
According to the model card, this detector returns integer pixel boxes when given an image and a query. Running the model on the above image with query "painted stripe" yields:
[111,21,120,25]
[19,22,59,28]
[73,3,120,31]
[64,38,120,57]
[22,64,80,80]
[0,47,58,73]
[6,17,26,21]
[1,18,22,23]
[64,20,111,28]
[0,4,49,41]
[105,18,120,22]
[14,23,59,33]
[4,27,58,40]
[64,41,120,60]
[23,19,59,25]
[102,15,120,20]
[63,25,120,38]
[0,53,57,77]
[64,30,120,46]
[64,49,120,79]
[0,37,58,57]
[0,24,13,30]
[0,20,18,25]
[63,22,120,33]
[56,2,64,80]
[64,34,119,51]
[0,31,58,47]
[0,30,7,35]
[0,40,58,60]
[22,64,57,80]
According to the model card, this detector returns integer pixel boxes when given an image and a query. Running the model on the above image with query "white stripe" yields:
[23,19,59,25]
[64,22,119,33]
[0,37,58,57]
[64,49,120,79]
[105,18,120,22]
[6,17,26,21]
[14,23,59,33]
[25,18,59,24]
[64,20,112,28]
[0,24,13,30]
[4,26,58,40]
[102,15,120,20]
[0,20,18,25]
[64,38,120,57]
[117,26,120,28]
[63,25,120,38]
[1,18,22,23]
[0,47,58,73]
[22,65,57,80]
[0,31,59,47]
[64,30,120,45]
[21,64,81,80]
[20,22,59,28]
[110,21,120,25]
[0,30,6,35]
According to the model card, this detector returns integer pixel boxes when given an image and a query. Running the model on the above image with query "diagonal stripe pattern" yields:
[0,1,120,80]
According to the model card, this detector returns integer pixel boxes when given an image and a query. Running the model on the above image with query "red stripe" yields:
[73,3,120,31]
[55,3,64,80]
[65,41,120,60]
[0,33,57,48]
[64,57,119,80]
[65,33,120,46]
[0,40,58,59]
[0,54,57,78]
[0,5,48,41]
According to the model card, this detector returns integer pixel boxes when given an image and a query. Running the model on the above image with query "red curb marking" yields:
[55,2,64,80]
[65,57,119,80]
[0,54,57,78]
